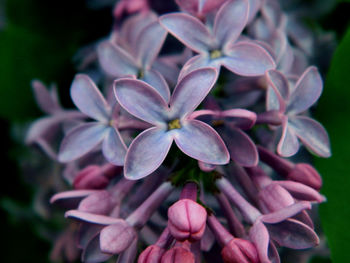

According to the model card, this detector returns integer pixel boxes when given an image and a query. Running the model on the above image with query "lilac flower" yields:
[114,68,229,179]
[160,0,275,78]
[26,80,85,160]
[97,16,170,101]
[58,74,127,165]
[265,67,331,157]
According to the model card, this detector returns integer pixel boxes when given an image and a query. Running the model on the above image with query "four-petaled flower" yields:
[160,0,276,79]
[114,68,230,179]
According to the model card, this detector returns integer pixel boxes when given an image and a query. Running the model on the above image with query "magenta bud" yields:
[138,245,165,263]
[74,165,110,190]
[168,199,207,242]
[161,246,195,263]
[287,163,322,190]
[221,238,259,263]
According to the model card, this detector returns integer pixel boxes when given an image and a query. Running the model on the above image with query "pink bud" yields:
[287,163,322,190]
[74,165,110,190]
[221,238,259,263]
[78,191,114,215]
[138,245,165,263]
[258,184,294,213]
[161,247,195,263]
[168,199,207,242]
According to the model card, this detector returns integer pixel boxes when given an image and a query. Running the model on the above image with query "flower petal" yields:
[58,123,107,163]
[100,222,137,254]
[159,12,214,53]
[136,21,167,69]
[71,74,111,122]
[178,54,212,80]
[249,221,271,263]
[275,181,325,203]
[124,127,173,180]
[222,127,258,167]
[287,66,323,114]
[223,41,276,76]
[170,68,218,117]
[102,127,127,165]
[266,218,319,249]
[82,233,112,263]
[266,69,289,103]
[277,118,299,157]
[142,69,171,102]
[31,80,61,114]
[222,109,257,129]
[65,210,123,225]
[213,0,249,49]
[114,78,168,125]
[174,120,229,164]
[261,201,311,224]
[289,116,331,157]
[97,41,138,77]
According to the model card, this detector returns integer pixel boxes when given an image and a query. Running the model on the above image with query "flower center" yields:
[137,69,145,79]
[168,119,181,130]
[210,49,222,59]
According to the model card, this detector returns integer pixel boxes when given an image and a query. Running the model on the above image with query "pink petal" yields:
[143,69,171,102]
[277,118,300,157]
[65,210,123,225]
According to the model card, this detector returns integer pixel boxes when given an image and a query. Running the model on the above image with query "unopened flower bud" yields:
[74,165,110,190]
[221,238,259,263]
[138,245,165,263]
[287,163,322,190]
[78,191,114,215]
[161,246,195,263]
[168,199,207,242]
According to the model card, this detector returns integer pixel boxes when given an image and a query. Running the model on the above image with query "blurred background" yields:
[0,0,349,262]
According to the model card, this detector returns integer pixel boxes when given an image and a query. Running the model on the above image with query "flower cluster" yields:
[27,0,332,262]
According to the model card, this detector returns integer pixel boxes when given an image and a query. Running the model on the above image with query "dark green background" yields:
[1,0,350,262]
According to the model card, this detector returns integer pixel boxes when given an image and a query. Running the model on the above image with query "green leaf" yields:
[316,26,350,263]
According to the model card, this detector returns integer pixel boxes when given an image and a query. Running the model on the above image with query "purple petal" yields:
[266,218,319,249]
[249,221,271,263]
[159,13,214,53]
[102,127,127,165]
[58,123,107,163]
[114,78,168,125]
[78,191,114,215]
[116,237,138,263]
[71,74,111,122]
[78,223,104,249]
[213,0,249,48]
[289,116,331,157]
[31,80,61,114]
[174,120,229,164]
[170,68,218,117]
[222,127,258,167]
[136,21,167,69]
[50,190,97,209]
[277,118,300,157]
[275,181,325,202]
[124,127,173,180]
[100,222,137,254]
[247,0,262,23]
[198,161,217,172]
[82,233,112,263]
[287,66,323,114]
[65,210,123,225]
[223,41,276,76]
[261,201,311,224]
[97,41,138,77]
[178,54,212,80]
[222,109,257,129]
[142,69,171,102]
[266,69,289,102]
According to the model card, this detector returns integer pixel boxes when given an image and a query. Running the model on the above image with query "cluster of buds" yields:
[27,0,332,262]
